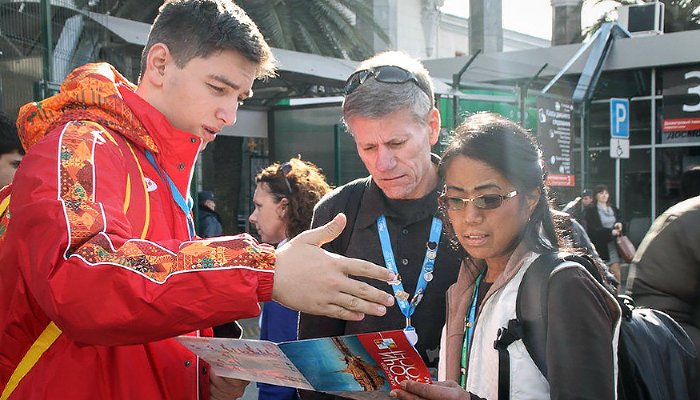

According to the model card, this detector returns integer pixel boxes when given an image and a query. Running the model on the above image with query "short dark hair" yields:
[439,112,558,254]
[256,158,331,239]
[0,112,24,156]
[140,0,276,80]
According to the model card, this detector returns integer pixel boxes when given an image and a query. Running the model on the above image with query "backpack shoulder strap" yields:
[0,191,11,247]
[493,253,560,400]
[514,252,560,379]
[515,252,603,378]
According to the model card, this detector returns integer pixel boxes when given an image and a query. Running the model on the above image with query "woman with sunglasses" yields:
[391,113,620,400]
[249,157,331,400]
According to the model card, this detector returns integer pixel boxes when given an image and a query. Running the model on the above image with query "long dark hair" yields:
[592,184,611,207]
[439,112,559,254]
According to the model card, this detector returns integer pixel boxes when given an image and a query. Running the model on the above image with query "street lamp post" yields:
[40,0,53,96]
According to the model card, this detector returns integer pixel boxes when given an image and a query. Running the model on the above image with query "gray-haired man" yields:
[299,52,463,397]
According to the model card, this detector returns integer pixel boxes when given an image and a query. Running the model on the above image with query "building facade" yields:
[0,0,549,235]
[425,29,700,245]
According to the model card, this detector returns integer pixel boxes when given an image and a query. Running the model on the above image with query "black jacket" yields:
[628,196,700,372]
[584,204,621,261]
[198,206,223,238]
[298,176,463,399]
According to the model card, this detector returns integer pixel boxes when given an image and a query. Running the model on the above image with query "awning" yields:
[77,9,452,98]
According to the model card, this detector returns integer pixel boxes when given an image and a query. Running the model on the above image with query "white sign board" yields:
[610,138,630,159]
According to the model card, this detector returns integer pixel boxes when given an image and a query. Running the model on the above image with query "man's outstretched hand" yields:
[272,213,395,320]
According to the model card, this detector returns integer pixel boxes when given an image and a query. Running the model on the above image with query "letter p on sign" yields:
[610,98,629,139]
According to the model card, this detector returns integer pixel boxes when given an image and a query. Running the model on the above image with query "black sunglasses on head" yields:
[344,65,432,101]
[278,162,293,194]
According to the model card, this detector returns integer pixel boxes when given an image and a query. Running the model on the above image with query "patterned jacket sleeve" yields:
[5,122,275,346]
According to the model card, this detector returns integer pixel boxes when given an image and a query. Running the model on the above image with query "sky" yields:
[440,0,622,40]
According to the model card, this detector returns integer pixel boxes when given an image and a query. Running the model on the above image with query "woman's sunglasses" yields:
[439,190,518,211]
[278,162,293,194]
[344,65,432,100]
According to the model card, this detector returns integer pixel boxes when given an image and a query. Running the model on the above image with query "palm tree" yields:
[102,0,389,60]
[237,0,389,60]
[583,0,700,37]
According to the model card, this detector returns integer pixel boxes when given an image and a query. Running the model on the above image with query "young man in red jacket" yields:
[0,1,394,399]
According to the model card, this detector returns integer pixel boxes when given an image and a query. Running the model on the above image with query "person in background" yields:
[584,184,624,285]
[298,52,463,399]
[391,112,619,400]
[0,1,396,399]
[249,157,331,400]
[198,188,241,340]
[552,208,599,258]
[0,112,24,188]
[628,168,700,372]
[198,190,223,238]
[562,188,593,228]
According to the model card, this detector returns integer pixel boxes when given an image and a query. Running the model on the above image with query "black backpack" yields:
[494,253,699,400]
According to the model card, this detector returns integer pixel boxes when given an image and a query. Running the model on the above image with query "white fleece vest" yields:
[467,254,583,400]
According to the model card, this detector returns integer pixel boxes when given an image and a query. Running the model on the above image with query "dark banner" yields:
[662,67,700,143]
[537,97,575,187]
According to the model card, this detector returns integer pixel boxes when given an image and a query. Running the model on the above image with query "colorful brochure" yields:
[177,330,432,399]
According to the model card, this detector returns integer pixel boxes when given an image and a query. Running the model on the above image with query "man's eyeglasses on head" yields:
[439,190,518,211]
[278,162,293,194]
[344,65,432,101]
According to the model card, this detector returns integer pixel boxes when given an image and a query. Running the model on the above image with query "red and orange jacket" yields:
[0,63,276,399]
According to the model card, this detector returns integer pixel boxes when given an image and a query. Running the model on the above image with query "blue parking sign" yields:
[610,98,629,139]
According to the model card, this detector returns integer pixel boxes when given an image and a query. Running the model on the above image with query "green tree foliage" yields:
[94,0,389,60]
[584,0,700,37]
[237,0,389,60]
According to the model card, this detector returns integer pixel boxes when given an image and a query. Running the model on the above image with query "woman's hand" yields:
[613,222,623,236]
[210,371,249,400]
[390,380,468,400]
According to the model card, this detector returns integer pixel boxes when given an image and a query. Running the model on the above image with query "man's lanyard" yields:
[376,214,442,345]
[144,150,195,240]
[460,271,484,388]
